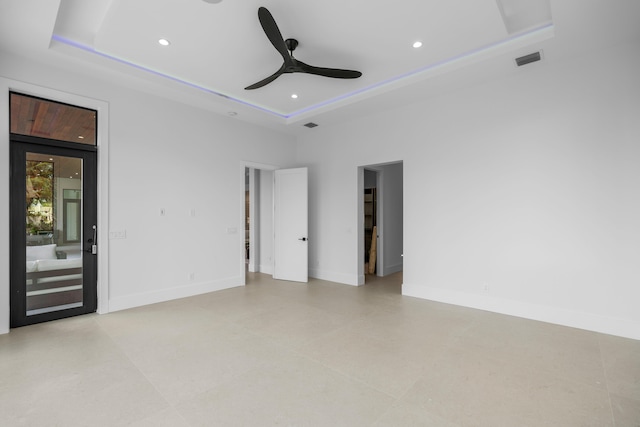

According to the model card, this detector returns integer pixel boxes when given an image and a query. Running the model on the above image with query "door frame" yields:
[239,161,278,285]
[358,166,384,284]
[10,138,98,327]
[247,167,259,273]
[0,79,110,334]
[358,161,404,284]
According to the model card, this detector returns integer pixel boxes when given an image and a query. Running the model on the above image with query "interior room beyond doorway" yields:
[359,162,403,285]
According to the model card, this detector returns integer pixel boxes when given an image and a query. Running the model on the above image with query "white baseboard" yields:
[402,283,640,341]
[383,262,403,276]
[309,268,360,286]
[108,276,243,313]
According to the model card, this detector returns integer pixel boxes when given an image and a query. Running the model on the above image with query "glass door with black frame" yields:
[10,143,97,327]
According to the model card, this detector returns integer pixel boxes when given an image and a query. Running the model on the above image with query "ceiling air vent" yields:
[304,122,318,128]
[515,51,542,67]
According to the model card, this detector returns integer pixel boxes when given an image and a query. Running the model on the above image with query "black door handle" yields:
[86,225,97,254]
[298,237,307,242]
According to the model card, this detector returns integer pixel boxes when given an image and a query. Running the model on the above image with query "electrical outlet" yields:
[188,272,195,281]
[109,230,127,239]
[482,282,490,293]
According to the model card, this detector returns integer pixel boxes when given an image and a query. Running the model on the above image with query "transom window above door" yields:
[10,92,97,146]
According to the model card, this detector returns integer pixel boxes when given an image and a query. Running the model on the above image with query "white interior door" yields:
[273,167,308,282]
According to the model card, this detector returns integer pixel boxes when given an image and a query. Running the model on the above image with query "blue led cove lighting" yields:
[52,23,552,120]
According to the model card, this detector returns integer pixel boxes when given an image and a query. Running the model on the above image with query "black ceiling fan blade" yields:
[298,61,362,79]
[257,7,290,63]
[244,65,286,90]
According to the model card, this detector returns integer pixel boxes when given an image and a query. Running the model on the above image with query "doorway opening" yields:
[240,163,276,285]
[240,163,309,285]
[245,168,252,270]
[358,161,403,285]
[245,167,269,274]
[364,170,378,277]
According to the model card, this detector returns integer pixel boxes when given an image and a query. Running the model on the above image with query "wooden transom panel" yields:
[10,93,97,146]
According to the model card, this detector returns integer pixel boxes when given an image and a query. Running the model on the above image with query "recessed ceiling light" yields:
[291,94,298,99]
[78,135,84,139]
[228,111,238,116]
[412,41,423,48]
[158,39,170,46]
[202,0,223,3]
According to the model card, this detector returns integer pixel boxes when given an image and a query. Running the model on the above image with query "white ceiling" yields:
[1,0,639,134]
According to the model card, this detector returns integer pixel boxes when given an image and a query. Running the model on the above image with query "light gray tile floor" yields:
[1,272,639,426]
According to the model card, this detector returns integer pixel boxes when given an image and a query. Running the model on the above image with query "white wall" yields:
[1,52,296,332]
[296,40,640,340]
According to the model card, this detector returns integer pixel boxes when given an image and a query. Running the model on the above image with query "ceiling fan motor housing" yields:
[285,38,298,52]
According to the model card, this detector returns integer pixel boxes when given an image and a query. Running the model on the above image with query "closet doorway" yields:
[358,162,404,285]
[363,170,378,278]
[240,163,276,284]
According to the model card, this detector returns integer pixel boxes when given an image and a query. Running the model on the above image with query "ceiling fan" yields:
[245,7,362,90]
